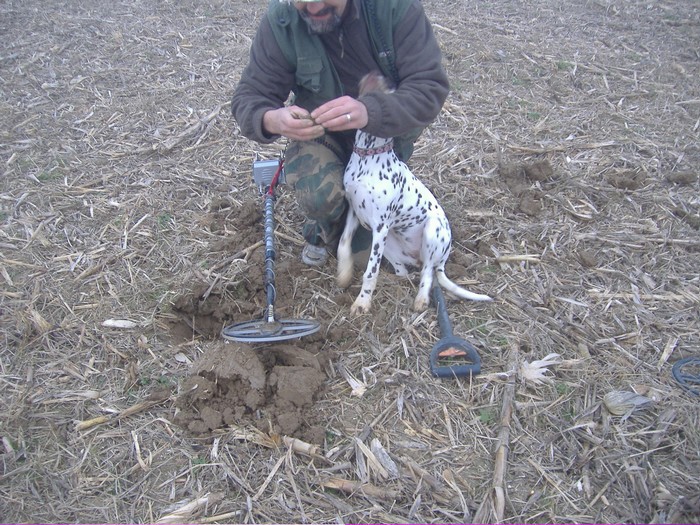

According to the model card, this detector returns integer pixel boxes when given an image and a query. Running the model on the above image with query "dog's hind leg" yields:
[383,234,412,277]
[337,209,360,289]
[413,216,448,311]
[414,264,435,311]
[351,224,390,314]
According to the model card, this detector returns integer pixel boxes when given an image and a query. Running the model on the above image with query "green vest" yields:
[266,0,421,161]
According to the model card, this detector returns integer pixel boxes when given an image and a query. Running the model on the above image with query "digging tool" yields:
[429,284,481,378]
[221,158,320,343]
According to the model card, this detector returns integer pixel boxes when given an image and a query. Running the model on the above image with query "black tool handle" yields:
[432,285,453,337]
[429,338,481,378]
[430,284,481,378]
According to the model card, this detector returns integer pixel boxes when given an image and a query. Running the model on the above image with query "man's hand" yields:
[262,105,325,141]
[311,96,368,132]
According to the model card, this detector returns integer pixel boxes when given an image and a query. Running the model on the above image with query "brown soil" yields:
[173,342,327,441]
[168,185,483,443]
[2,0,699,524]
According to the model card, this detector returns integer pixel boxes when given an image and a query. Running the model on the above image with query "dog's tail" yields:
[437,270,493,302]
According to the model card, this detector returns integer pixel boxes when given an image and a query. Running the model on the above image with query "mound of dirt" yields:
[498,160,556,217]
[170,193,339,444]
[174,342,328,443]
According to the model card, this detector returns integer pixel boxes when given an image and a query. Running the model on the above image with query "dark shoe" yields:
[302,243,328,267]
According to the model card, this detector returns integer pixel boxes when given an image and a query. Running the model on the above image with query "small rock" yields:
[578,249,598,268]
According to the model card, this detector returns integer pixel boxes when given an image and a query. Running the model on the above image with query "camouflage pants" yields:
[284,133,372,258]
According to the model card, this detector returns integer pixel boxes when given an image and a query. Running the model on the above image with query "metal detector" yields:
[221,158,321,343]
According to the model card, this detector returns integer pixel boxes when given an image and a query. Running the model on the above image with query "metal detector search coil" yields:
[221,157,320,343]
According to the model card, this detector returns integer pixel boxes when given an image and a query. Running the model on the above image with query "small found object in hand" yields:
[291,111,317,124]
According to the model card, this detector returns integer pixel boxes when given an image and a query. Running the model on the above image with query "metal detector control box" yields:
[253,158,285,188]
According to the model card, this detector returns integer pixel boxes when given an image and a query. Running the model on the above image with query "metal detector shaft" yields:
[263,191,277,323]
[221,158,320,343]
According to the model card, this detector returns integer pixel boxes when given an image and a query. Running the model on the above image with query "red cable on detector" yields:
[266,159,284,197]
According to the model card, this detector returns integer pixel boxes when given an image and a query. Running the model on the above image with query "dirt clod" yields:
[666,171,698,185]
[523,160,554,181]
[578,248,598,268]
[518,191,542,217]
[174,342,327,439]
[606,170,647,190]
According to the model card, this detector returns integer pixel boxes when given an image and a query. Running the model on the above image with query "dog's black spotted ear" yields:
[359,71,392,96]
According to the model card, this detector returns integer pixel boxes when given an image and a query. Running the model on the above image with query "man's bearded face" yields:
[297,2,344,34]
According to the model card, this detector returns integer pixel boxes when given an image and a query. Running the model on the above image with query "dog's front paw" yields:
[413,295,430,312]
[337,266,353,289]
[350,296,372,315]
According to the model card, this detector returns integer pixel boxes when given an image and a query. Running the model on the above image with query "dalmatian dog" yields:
[337,72,492,314]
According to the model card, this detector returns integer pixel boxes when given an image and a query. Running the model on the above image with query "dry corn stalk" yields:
[474,348,517,523]
[229,425,323,460]
[102,319,140,328]
[283,435,321,457]
[156,492,224,524]
[355,438,389,481]
[519,353,562,385]
[228,424,278,448]
[370,438,399,479]
[494,254,541,264]
[29,308,52,334]
[603,390,653,417]
[319,476,399,501]
[337,362,371,397]
[75,389,171,431]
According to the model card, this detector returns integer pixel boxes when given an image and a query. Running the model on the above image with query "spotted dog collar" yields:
[352,139,394,157]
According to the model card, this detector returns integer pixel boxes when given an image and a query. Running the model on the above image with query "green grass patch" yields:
[479,407,497,425]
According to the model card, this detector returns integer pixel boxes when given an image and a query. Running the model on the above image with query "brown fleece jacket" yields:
[231,0,449,144]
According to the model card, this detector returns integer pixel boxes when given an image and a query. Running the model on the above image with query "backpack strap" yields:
[362,0,412,85]
[364,0,423,161]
